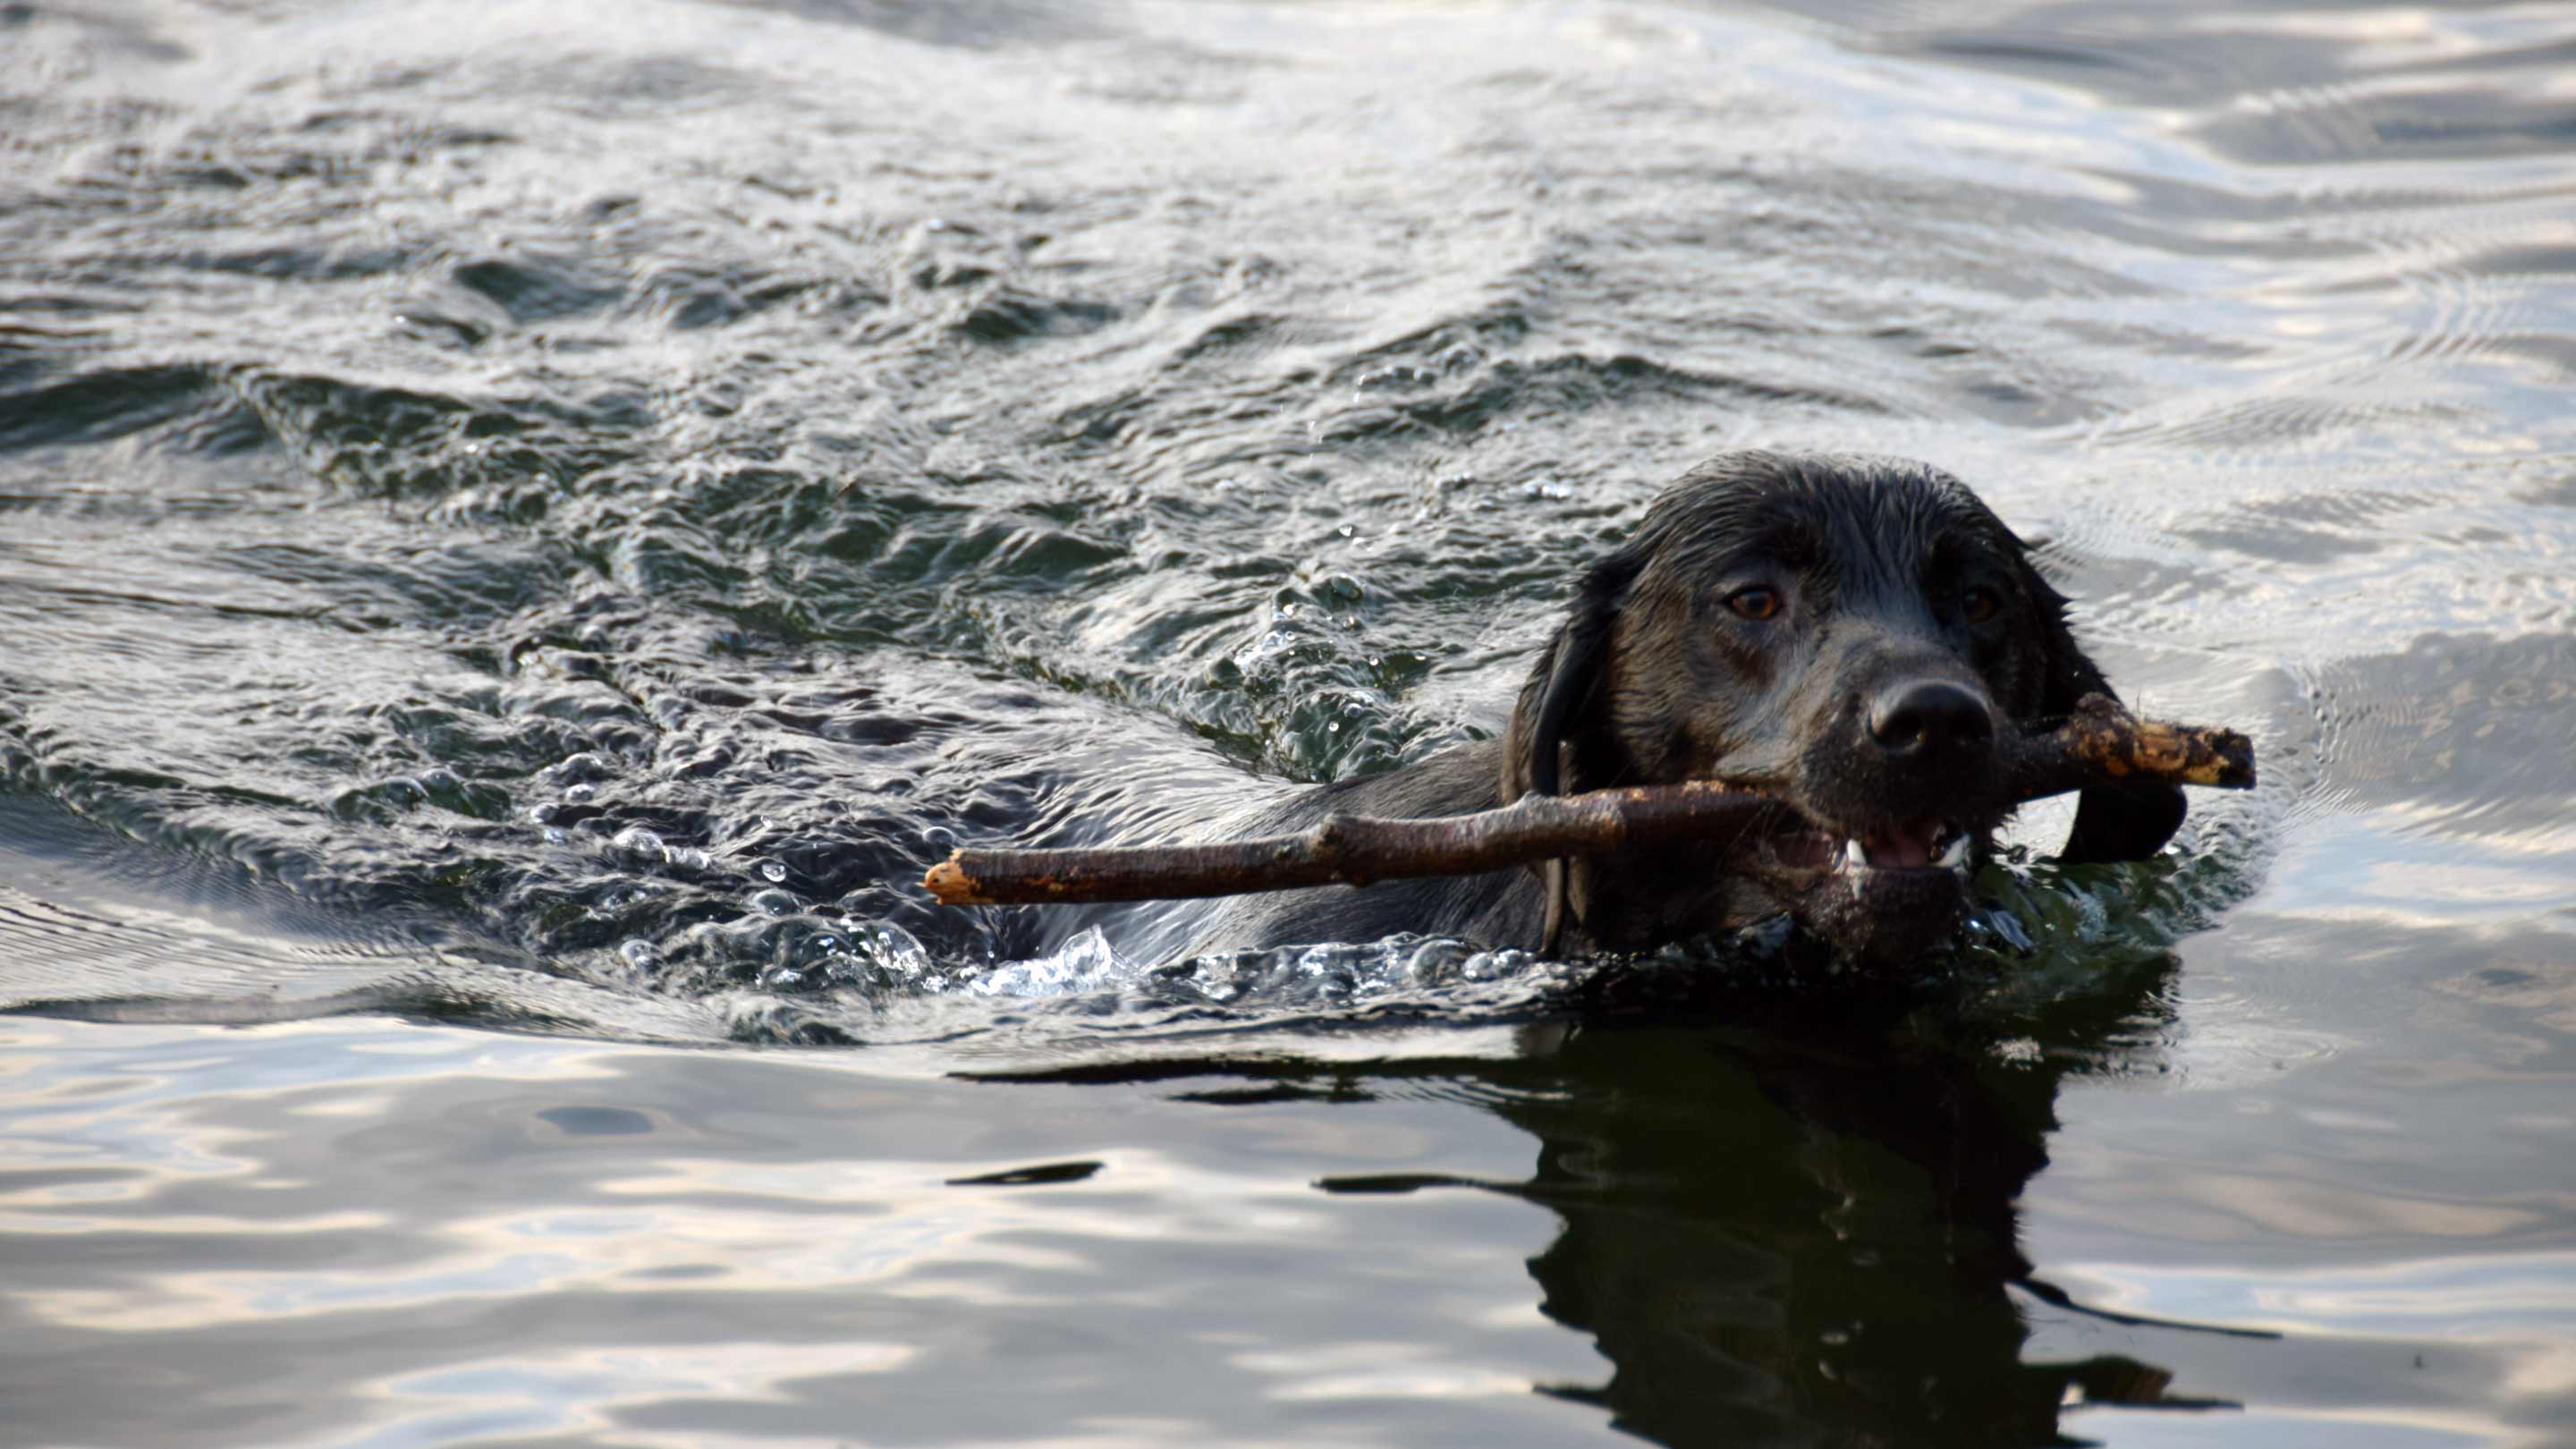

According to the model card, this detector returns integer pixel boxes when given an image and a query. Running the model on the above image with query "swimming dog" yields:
[1173,451,2182,964]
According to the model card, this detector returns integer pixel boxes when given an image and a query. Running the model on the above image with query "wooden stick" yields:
[924,780,1787,906]
[920,693,2253,907]
[2000,692,2255,798]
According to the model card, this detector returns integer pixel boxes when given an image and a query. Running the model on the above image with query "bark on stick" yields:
[919,693,2253,908]
[1999,692,2255,798]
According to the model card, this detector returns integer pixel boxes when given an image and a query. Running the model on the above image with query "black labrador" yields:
[1154,450,2182,966]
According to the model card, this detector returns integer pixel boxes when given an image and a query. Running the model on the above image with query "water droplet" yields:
[749,888,801,917]
[564,783,596,804]
[758,860,787,883]
[973,926,1126,997]
[611,826,665,860]
[870,923,935,976]
[548,751,613,784]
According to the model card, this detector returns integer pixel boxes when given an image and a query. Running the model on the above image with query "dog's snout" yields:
[1866,679,1995,760]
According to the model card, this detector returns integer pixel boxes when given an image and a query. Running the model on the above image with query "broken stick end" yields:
[2157,724,2255,790]
[923,855,991,906]
[2069,693,2258,792]
[2205,732,2257,790]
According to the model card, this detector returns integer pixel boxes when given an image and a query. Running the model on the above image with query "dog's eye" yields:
[1962,586,2004,625]
[1726,586,1783,622]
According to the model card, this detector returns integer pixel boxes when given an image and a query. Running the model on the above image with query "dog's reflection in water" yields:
[1439,978,2241,1448]
[978,950,2246,1447]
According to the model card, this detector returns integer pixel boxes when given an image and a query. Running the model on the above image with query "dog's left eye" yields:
[1726,586,1783,622]
[1962,586,2004,624]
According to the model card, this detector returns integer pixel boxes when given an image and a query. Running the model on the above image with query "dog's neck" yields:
[1511,725,1770,953]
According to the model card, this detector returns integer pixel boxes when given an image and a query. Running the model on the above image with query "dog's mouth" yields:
[1758,816,1974,877]
[1740,811,1980,966]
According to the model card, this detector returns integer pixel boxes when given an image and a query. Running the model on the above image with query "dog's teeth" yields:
[1842,838,1868,870]
[1936,833,1970,870]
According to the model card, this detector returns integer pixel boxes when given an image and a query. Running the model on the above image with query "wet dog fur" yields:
[1169,451,2184,965]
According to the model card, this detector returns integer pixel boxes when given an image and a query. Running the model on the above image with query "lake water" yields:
[4,1,2574,1445]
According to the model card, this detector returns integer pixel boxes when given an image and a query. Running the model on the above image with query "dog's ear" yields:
[1505,547,1647,952]
[2023,560,2187,865]
[1506,547,1644,798]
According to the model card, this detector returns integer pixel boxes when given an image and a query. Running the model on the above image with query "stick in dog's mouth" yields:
[917,694,2253,911]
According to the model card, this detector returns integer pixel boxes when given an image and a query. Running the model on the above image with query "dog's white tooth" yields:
[1936,834,1970,870]
[1843,838,1868,870]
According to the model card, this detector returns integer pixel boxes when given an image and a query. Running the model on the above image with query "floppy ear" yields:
[2025,565,2187,865]
[1504,547,1646,952]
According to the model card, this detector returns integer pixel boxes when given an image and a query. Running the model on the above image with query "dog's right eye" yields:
[1725,586,1783,622]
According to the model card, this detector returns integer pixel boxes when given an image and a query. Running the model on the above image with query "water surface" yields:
[4,0,2573,1444]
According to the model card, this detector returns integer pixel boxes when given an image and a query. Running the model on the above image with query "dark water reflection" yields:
[5,0,2576,1443]
[13,963,2570,1447]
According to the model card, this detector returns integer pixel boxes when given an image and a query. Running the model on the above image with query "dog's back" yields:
[1158,741,1542,960]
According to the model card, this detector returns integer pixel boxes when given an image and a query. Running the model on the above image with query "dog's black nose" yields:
[1867,679,1995,759]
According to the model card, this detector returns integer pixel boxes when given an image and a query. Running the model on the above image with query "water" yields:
[3,0,2572,1443]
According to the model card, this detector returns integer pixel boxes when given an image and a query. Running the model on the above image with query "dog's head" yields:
[1503,451,2182,963]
